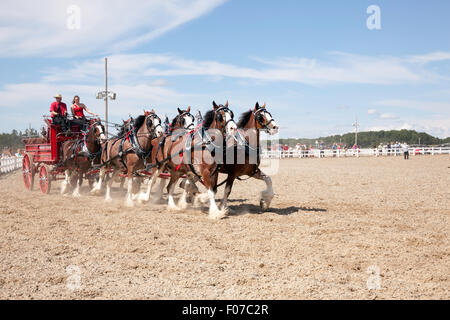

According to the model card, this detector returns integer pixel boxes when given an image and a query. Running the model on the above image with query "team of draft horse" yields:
[59,101,278,219]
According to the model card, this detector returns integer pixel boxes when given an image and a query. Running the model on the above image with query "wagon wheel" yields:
[22,153,35,190]
[39,164,52,195]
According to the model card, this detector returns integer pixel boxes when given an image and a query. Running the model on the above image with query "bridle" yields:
[83,120,104,145]
[177,111,195,130]
[254,108,275,131]
[145,113,162,139]
[214,105,235,131]
[80,120,104,162]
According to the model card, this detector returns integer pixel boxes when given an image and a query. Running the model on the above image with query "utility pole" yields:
[105,57,108,136]
[353,116,359,147]
[96,57,116,137]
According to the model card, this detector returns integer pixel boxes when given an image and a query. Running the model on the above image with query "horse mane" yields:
[171,115,180,128]
[237,110,253,128]
[203,110,215,129]
[117,124,126,136]
[133,115,146,132]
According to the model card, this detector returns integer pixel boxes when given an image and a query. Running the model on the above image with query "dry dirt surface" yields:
[1,156,449,299]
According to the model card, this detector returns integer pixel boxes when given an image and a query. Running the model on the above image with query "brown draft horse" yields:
[214,102,279,213]
[60,119,107,197]
[91,110,163,206]
[142,102,237,219]
[137,107,194,203]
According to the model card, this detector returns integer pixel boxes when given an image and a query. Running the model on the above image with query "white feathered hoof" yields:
[167,203,181,212]
[60,182,68,195]
[208,207,227,220]
[125,198,135,208]
[195,192,210,205]
[72,190,81,198]
[259,191,274,212]
[178,198,188,210]
[90,187,101,195]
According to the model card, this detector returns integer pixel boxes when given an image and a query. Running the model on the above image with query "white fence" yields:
[262,147,450,159]
[0,156,23,174]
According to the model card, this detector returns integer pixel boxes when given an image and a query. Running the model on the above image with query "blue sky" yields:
[1,0,449,138]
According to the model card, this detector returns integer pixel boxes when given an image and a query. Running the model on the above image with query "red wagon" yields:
[22,117,84,194]
[22,117,183,195]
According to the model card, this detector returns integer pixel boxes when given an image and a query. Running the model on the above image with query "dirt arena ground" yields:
[0,155,449,299]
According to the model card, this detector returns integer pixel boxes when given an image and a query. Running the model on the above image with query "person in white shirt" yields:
[402,142,409,160]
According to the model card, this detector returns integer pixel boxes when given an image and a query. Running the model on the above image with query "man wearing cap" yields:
[50,94,70,133]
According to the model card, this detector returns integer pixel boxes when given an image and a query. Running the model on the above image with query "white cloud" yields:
[379,113,397,119]
[39,51,442,87]
[376,99,450,115]
[0,81,199,132]
[408,51,450,64]
[0,0,226,57]
[2,51,450,137]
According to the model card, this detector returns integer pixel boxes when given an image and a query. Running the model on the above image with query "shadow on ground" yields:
[228,204,327,216]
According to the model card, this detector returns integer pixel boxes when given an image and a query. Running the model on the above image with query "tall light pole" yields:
[353,116,359,147]
[105,57,108,136]
[96,57,116,137]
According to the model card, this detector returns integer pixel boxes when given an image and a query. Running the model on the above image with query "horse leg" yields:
[105,170,117,202]
[125,172,135,208]
[183,177,200,203]
[167,174,181,211]
[61,169,71,195]
[177,179,191,209]
[153,175,166,200]
[138,176,154,203]
[138,167,161,203]
[131,177,142,201]
[253,170,274,212]
[91,167,105,195]
[72,171,82,197]
[220,174,236,213]
[201,167,225,219]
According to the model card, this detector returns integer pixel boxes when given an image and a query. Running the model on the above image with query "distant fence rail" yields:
[0,156,23,174]
[262,147,450,159]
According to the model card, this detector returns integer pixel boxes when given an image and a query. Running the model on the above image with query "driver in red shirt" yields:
[50,94,70,133]
[71,95,98,131]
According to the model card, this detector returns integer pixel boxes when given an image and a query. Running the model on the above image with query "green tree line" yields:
[277,130,450,148]
[0,128,38,150]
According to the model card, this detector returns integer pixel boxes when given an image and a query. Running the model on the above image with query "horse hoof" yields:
[105,197,113,203]
[167,205,181,212]
[178,200,188,210]
[209,209,227,220]
[259,199,269,212]
[125,201,134,208]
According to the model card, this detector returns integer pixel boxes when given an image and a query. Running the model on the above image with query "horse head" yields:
[144,109,164,138]
[92,120,107,143]
[85,120,107,148]
[212,100,237,137]
[173,106,195,130]
[253,102,279,135]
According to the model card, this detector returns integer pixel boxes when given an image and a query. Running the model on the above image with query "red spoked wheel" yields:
[22,153,34,190]
[39,165,52,195]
